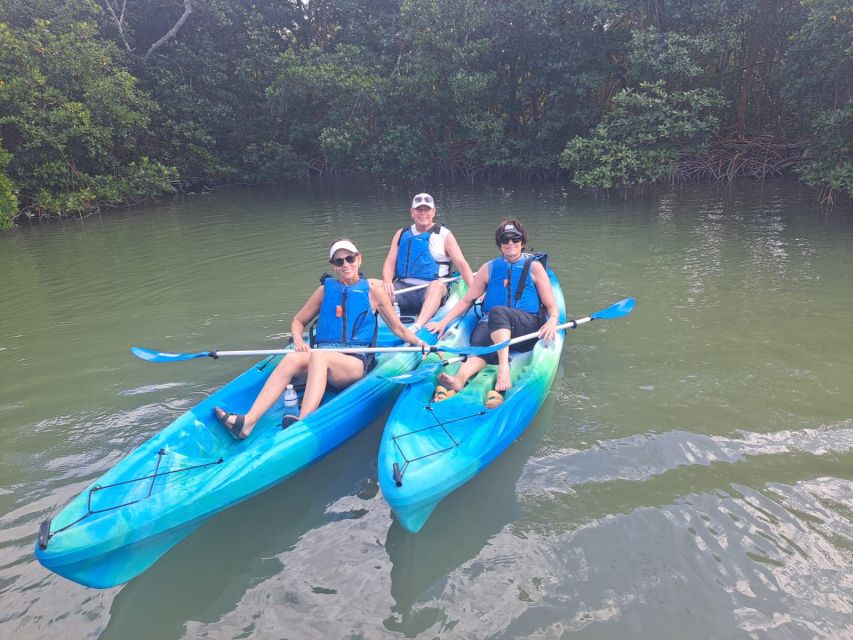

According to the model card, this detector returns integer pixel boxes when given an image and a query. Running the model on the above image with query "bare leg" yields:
[414,281,447,327]
[223,352,310,436]
[299,351,365,418]
[437,356,488,391]
[491,328,512,391]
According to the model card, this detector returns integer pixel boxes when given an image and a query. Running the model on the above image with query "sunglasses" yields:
[412,196,433,206]
[329,254,358,267]
[499,235,523,245]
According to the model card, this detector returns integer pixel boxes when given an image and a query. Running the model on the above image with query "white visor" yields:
[329,240,359,259]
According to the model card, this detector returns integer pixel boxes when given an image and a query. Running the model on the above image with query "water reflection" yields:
[2,180,852,639]
[101,418,387,640]
[383,395,555,635]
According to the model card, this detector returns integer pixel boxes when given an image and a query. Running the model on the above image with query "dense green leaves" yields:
[0,0,850,226]
[560,82,726,189]
[0,18,175,220]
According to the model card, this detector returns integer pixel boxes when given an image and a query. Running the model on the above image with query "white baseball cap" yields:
[328,240,359,259]
[411,193,435,209]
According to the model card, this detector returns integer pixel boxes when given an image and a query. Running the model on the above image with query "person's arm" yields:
[369,280,422,345]
[444,232,474,287]
[290,286,325,351]
[426,262,489,335]
[531,262,559,343]
[382,228,403,300]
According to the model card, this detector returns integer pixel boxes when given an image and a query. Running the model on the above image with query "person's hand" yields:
[292,338,310,353]
[425,320,447,336]
[383,280,396,300]
[539,317,558,344]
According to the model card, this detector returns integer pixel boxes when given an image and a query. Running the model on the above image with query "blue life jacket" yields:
[313,275,378,347]
[395,223,450,281]
[482,253,547,315]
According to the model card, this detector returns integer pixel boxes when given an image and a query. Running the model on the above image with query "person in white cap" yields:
[425,218,559,408]
[214,238,424,439]
[382,193,473,329]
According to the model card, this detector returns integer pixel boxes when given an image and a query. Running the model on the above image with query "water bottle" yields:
[283,384,299,417]
[392,299,401,317]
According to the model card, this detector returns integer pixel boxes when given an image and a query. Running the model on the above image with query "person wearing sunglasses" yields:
[425,219,559,406]
[382,193,474,330]
[214,239,423,439]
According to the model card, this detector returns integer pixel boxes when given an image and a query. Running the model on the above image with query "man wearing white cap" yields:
[382,193,474,329]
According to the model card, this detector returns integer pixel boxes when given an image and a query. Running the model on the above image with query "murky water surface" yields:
[1,179,851,639]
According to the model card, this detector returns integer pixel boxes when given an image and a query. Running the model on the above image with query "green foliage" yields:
[796,106,853,200]
[0,18,175,222]
[781,0,852,126]
[628,29,704,86]
[0,142,19,229]
[781,0,853,200]
[560,82,726,189]
[266,44,383,173]
[1,0,852,226]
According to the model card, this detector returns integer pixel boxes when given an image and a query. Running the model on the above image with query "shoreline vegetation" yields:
[0,0,850,229]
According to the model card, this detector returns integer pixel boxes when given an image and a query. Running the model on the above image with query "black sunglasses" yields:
[499,235,523,245]
[329,254,358,267]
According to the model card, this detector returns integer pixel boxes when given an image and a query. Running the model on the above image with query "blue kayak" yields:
[35,282,466,588]
[378,269,566,533]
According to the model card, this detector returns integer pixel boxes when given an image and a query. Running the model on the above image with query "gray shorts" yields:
[393,280,449,315]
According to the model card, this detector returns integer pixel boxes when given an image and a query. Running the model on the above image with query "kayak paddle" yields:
[131,342,478,364]
[383,297,636,383]
[394,275,460,295]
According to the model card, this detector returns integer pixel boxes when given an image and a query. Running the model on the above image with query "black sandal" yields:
[282,414,299,429]
[214,406,247,440]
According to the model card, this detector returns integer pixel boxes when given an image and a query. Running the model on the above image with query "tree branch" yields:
[142,0,193,63]
[102,0,133,52]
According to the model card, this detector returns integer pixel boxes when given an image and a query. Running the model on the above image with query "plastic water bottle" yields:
[392,299,401,316]
[283,384,299,417]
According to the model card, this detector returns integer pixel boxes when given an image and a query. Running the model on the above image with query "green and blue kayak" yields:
[35,281,467,588]
[378,269,567,533]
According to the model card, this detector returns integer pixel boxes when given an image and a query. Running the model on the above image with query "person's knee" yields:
[426,281,445,297]
[307,350,331,369]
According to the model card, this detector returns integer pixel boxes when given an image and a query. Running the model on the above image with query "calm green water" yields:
[1,179,852,639]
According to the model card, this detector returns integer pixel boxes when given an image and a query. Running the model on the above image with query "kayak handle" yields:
[38,519,52,550]
[392,463,403,487]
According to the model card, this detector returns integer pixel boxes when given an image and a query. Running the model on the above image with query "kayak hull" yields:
[36,283,466,588]
[378,271,566,533]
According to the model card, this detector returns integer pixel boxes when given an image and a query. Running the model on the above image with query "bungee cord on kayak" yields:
[390,404,488,487]
[38,449,224,550]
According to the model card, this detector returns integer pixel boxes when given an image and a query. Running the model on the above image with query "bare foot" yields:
[437,372,463,392]
[495,367,512,392]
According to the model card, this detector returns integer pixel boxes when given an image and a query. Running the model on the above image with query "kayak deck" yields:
[36,281,466,588]
[379,271,566,532]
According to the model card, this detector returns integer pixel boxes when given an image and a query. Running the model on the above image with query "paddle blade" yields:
[591,297,635,321]
[130,347,210,363]
[383,361,445,384]
[440,340,510,356]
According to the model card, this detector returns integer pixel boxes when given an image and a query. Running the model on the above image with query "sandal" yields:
[214,406,247,440]
[485,390,504,409]
[282,414,299,429]
[432,385,456,403]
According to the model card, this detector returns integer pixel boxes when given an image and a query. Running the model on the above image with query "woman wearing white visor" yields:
[215,238,423,439]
